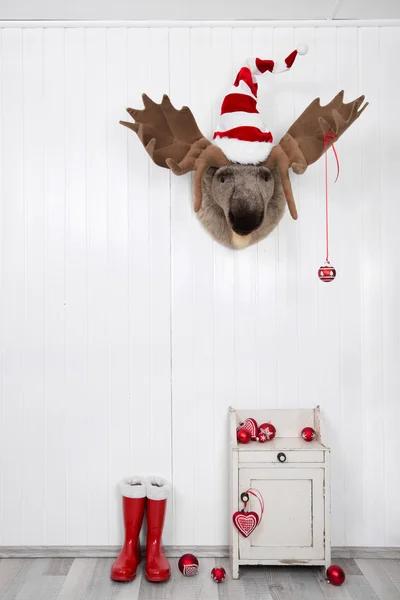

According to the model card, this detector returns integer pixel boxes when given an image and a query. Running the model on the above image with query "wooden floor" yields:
[0,556,398,599]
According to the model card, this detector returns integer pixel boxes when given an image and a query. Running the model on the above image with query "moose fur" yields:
[199,165,285,249]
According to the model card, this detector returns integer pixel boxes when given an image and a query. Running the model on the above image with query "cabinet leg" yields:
[231,560,239,580]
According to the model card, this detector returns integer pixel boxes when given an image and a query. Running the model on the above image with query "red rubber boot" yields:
[111,477,146,582]
[145,477,171,583]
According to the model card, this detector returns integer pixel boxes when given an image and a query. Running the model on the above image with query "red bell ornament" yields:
[178,553,199,577]
[301,427,316,442]
[326,565,346,586]
[258,422,276,441]
[237,427,251,444]
[211,566,226,583]
[318,263,337,283]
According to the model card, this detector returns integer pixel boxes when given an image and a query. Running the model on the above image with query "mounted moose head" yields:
[121,46,367,249]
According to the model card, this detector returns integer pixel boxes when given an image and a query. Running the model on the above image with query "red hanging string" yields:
[323,133,340,264]
[245,488,265,523]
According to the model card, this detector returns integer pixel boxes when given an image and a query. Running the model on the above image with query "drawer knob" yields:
[277,452,287,463]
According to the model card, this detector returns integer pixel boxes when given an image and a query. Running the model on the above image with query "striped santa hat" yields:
[213,44,308,164]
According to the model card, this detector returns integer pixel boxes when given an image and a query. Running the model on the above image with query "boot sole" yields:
[111,574,136,582]
[145,573,171,583]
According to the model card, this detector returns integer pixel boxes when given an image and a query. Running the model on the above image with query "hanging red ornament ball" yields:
[211,566,226,583]
[258,422,276,441]
[257,432,268,443]
[326,565,346,586]
[237,427,251,444]
[178,553,199,577]
[243,418,258,439]
[301,427,316,442]
[318,263,337,283]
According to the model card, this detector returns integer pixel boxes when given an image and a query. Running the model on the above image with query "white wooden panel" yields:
[0,23,399,550]
[43,28,67,545]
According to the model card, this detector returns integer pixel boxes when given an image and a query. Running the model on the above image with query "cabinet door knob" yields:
[277,452,287,463]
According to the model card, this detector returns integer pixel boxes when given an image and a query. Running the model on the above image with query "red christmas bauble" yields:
[318,263,336,283]
[257,432,268,443]
[258,422,276,441]
[237,427,251,444]
[301,427,316,442]
[326,565,345,586]
[243,418,258,439]
[178,553,199,577]
[211,566,226,583]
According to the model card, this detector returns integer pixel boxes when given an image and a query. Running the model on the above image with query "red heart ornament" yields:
[243,418,258,439]
[232,511,259,538]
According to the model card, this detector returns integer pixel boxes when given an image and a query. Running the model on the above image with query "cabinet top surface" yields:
[235,437,328,451]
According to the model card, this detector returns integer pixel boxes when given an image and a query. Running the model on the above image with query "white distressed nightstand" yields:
[229,407,331,580]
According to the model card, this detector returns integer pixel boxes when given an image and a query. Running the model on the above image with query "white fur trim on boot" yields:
[119,476,147,499]
[146,477,171,501]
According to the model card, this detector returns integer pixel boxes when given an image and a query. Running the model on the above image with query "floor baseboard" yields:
[0,545,400,559]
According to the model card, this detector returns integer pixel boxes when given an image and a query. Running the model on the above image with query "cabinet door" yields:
[238,467,325,561]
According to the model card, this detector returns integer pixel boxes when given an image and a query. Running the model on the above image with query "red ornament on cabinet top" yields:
[242,418,258,440]
[318,263,336,283]
[301,427,316,442]
[178,554,199,577]
[258,422,276,441]
[326,565,345,586]
[257,432,268,443]
[211,566,226,583]
[237,427,251,444]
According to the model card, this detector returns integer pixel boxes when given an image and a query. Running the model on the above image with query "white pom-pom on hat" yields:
[296,43,309,56]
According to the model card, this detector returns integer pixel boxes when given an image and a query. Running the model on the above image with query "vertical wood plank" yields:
[85,27,110,546]
[106,27,131,545]
[65,27,88,545]
[336,27,364,546]
[43,27,67,545]
[358,27,385,547]
[191,26,217,545]
[169,26,196,547]
[21,27,46,546]
[379,26,400,548]
[0,27,25,545]
[273,27,299,409]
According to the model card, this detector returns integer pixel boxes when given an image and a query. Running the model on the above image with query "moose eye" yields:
[264,174,270,182]
[220,176,226,183]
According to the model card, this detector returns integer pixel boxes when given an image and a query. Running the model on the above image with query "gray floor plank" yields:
[289,567,325,599]
[1,559,53,600]
[266,567,298,600]
[333,560,362,576]
[0,560,26,596]
[377,559,400,591]
[43,559,74,577]
[139,557,219,600]
[356,559,400,600]
[15,575,64,600]
[55,558,98,600]
[345,575,379,600]
[85,557,142,600]
[217,559,273,600]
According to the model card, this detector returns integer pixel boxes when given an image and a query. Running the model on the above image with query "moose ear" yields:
[207,166,219,177]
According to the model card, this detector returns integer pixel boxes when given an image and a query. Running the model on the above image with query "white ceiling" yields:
[0,0,399,20]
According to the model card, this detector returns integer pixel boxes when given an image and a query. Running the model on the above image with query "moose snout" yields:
[228,208,264,236]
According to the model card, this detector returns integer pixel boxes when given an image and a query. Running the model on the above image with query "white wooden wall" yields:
[0,23,399,549]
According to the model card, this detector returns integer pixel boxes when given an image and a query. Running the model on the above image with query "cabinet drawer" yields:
[238,450,324,464]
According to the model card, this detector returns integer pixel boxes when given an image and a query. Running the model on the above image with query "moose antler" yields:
[265,91,368,219]
[121,94,229,212]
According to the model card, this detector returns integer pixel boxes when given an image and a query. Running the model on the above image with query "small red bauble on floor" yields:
[258,422,276,441]
[301,427,316,442]
[318,263,337,283]
[178,553,199,577]
[211,566,226,583]
[237,427,251,444]
[243,417,258,439]
[326,565,345,586]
